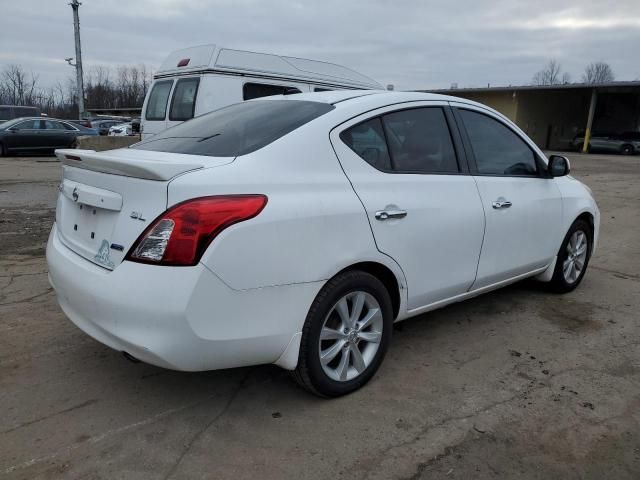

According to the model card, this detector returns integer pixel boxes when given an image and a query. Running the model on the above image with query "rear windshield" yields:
[132,100,334,157]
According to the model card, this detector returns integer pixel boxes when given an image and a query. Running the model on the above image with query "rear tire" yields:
[621,144,634,155]
[292,270,393,397]
[0,141,5,157]
[547,219,593,293]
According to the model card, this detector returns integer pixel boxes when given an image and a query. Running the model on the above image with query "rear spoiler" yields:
[55,149,206,181]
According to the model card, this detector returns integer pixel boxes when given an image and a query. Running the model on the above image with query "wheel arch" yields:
[575,211,595,237]
[334,261,402,321]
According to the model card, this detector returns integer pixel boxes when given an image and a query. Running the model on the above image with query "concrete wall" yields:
[76,135,140,151]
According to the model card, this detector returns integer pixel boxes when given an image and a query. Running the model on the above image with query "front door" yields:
[5,119,44,151]
[452,105,563,288]
[332,103,485,310]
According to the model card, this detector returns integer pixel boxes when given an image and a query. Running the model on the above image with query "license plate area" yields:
[56,180,123,269]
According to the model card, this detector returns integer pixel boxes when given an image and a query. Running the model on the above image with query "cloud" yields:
[2,0,639,90]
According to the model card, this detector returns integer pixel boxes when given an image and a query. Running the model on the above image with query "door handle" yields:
[492,200,512,209]
[375,209,407,220]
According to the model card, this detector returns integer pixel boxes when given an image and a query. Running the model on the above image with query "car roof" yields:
[10,117,73,122]
[270,90,492,110]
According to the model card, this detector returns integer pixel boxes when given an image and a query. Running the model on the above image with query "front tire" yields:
[293,270,393,397]
[547,219,593,293]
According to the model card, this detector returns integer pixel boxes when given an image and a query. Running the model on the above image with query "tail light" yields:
[126,195,267,266]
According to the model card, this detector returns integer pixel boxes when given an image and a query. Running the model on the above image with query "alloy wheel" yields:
[563,230,588,284]
[318,291,383,382]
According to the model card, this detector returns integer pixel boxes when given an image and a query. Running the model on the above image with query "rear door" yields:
[331,102,485,310]
[142,79,174,137]
[165,76,201,130]
[43,120,72,148]
[452,104,562,288]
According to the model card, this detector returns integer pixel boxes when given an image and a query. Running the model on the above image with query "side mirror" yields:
[548,155,570,177]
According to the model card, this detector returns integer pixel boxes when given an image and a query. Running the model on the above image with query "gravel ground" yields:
[0,152,638,479]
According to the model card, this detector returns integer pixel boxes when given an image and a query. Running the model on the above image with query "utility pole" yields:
[70,0,85,119]
[582,88,597,154]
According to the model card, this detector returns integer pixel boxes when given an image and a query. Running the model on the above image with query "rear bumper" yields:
[46,223,321,371]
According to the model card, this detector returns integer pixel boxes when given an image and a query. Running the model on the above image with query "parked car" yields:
[0,105,41,123]
[572,131,640,155]
[68,119,93,129]
[92,119,126,136]
[141,44,383,139]
[47,91,599,397]
[108,122,133,136]
[0,117,97,155]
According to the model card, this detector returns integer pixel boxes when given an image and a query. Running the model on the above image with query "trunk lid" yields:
[53,148,233,269]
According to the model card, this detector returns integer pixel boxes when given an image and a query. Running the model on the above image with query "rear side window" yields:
[243,83,302,100]
[459,109,538,176]
[145,80,173,121]
[169,78,200,121]
[340,118,392,170]
[341,107,459,174]
[132,100,334,157]
[45,120,65,130]
[382,108,458,173]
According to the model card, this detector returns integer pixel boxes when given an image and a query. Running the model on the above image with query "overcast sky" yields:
[2,0,639,90]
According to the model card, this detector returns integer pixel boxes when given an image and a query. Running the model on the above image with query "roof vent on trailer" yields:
[177,58,190,67]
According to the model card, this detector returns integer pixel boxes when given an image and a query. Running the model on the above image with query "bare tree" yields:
[582,62,615,84]
[532,60,570,86]
[0,63,152,118]
[0,64,39,105]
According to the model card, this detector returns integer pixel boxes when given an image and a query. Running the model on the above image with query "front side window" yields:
[145,80,173,121]
[169,78,200,121]
[243,83,302,100]
[382,108,458,173]
[340,118,391,170]
[133,100,334,157]
[459,109,538,176]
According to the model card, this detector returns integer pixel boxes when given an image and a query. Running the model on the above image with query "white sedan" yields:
[47,91,599,397]
[108,122,133,136]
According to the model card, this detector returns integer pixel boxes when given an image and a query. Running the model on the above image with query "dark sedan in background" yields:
[0,117,97,155]
[572,131,640,155]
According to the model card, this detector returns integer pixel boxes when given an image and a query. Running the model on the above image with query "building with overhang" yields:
[422,81,640,151]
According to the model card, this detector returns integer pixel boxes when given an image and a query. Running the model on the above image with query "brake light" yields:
[126,195,267,266]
